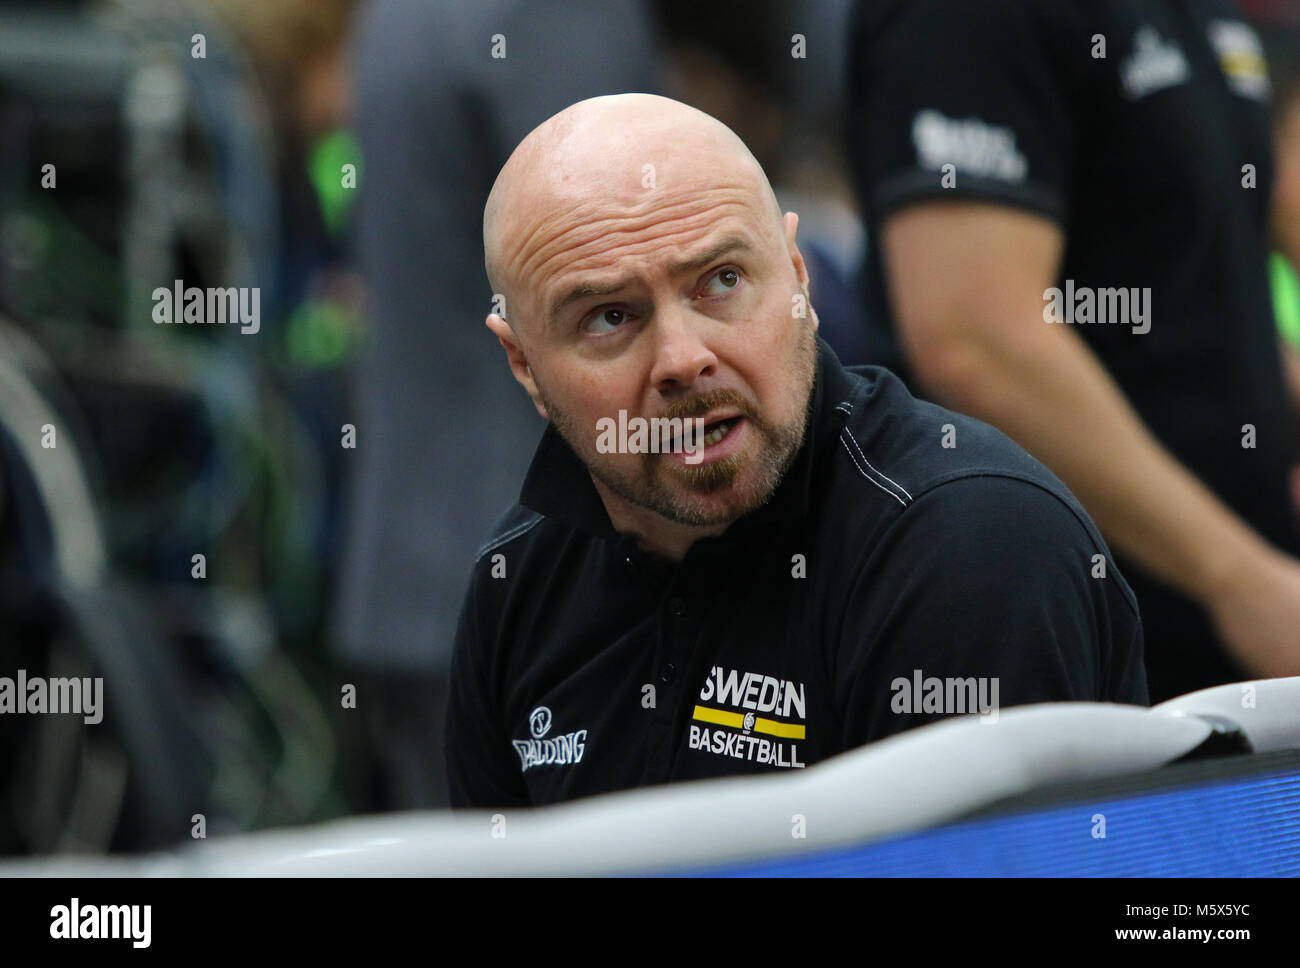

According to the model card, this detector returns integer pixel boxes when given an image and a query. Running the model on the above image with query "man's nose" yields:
[648,304,717,391]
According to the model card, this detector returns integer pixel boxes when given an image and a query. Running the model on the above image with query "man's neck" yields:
[591,478,730,562]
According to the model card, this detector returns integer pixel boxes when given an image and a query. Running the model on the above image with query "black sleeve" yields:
[848,0,1079,223]
[444,577,531,809]
[833,475,1148,746]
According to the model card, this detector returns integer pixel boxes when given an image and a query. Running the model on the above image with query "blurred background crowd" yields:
[0,0,1298,855]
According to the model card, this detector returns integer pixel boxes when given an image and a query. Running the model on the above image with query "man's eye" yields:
[583,307,630,334]
[702,266,742,296]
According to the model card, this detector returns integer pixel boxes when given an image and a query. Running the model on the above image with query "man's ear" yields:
[486,313,549,420]
[784,210,810,288]
[783,211,819,332]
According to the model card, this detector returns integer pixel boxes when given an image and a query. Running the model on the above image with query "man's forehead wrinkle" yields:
[519,175,756,253]
[521,190,751,271]
[548,205,753,277]
[516,194,757,303]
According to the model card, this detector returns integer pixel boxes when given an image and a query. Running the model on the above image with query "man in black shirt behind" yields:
[847,0,1300,703]
[446,93,1147,809]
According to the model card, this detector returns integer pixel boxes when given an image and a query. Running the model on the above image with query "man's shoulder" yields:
[467,503,594,586]
[834,364,1069,504]
[827,364,1139,615]
[474,504,548,564]
[459,505,563,650]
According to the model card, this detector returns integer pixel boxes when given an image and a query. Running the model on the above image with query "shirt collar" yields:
[518,336,861,547]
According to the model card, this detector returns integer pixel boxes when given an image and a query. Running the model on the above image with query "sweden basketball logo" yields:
[688,665,807,768]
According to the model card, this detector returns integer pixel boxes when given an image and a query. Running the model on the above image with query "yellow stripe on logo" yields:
[757,717,806,739]
[692,705,743,729]
[692,705,806,740]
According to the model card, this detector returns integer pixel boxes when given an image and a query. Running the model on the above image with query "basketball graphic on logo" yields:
[529,706,552,739]
[743,712,756,734]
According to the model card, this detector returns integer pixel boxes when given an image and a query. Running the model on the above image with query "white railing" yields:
[3,678,1297,877]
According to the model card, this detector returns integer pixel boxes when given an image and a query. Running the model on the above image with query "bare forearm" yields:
[912,326,1272,605]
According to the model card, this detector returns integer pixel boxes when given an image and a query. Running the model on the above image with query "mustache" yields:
[655,388,756,423]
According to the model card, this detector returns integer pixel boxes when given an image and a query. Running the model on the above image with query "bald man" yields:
[445,95,1147,808]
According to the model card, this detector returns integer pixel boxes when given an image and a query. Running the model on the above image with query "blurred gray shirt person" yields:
[336,0,663,808]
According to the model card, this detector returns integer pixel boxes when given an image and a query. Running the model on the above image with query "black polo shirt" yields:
[445,339,1147,808]
[847,0,1300,701]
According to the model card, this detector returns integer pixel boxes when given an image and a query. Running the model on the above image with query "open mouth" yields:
[674,414,744,454]
[699,416,741,447]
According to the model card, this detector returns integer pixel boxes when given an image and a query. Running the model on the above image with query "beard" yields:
[536,323,818,527]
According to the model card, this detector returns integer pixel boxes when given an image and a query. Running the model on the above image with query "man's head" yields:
[483,93,818,540]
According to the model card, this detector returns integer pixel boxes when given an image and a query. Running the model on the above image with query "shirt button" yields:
[667,596,685,616]
[660,663,677,684]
